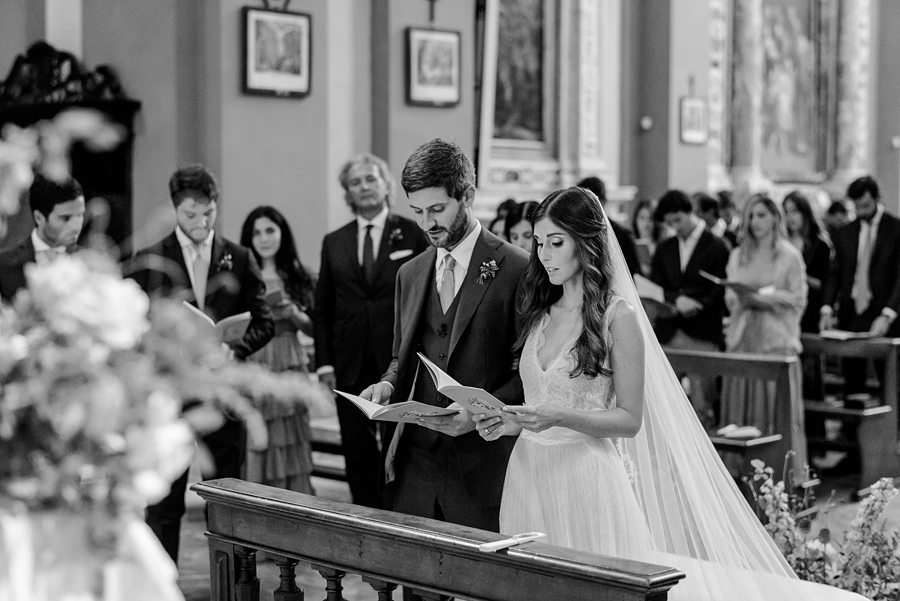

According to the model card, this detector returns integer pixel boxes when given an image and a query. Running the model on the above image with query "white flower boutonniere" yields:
[388,227,404,247]
[217,253,234,272]
[475,259,499,284]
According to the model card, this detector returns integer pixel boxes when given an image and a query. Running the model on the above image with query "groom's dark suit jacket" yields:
[0,236,36,301]
[650,229,729,345]
[314,213,428,388]
[382,228,528,512]
[129,231,273,360]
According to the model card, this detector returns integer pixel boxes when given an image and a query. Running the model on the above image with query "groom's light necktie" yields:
[852,221,874,314]
[191,244,209,311]
[439,254,456,313]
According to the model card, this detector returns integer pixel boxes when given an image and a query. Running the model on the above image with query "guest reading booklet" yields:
[333,390,460,423]
[182,301,251,345]
[416,352,507,415]
[698,270,775,296]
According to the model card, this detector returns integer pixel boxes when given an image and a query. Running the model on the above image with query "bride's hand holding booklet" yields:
[416,352,507,416]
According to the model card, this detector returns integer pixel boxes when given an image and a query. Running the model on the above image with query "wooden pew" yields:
[800,334,900,492]
[309,416,346,480]
[193,478,684,601]
[664,348,806,476]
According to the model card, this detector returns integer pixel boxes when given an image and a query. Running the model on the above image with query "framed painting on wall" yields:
[680,97,709,145]
[405,27,461,107]
[242,6,311,98]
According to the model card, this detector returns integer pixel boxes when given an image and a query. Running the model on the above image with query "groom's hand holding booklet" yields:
[336,353,508,424]
[333,390,460,423]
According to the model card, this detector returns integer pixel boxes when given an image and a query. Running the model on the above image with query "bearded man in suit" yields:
[360,139,528,532]
[129,164,273,562]
[0,174,85,301]
[821,175,900,394]
[314,153,428,508]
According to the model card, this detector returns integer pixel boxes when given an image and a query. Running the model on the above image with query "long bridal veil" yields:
[595,201,865,600]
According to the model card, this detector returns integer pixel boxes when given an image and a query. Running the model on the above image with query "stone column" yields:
[706,0,731,192]
[571,0,634,208]
[832,0,872,191]
[729,0,768,198]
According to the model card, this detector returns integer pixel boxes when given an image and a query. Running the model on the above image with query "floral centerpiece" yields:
[748,458,900,600]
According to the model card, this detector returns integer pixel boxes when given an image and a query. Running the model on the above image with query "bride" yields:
[473,187,866,601]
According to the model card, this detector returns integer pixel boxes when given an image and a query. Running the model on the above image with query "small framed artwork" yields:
[242,6,311,98]
[405,27,461,107]
[679,97,708,145]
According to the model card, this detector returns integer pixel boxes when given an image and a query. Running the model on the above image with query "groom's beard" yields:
[428,207,469,249]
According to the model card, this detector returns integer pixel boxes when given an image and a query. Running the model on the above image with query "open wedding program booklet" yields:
[416,352,507,415]
[333,390,460,423]
[698,270,775,296]
[182,301,251,345]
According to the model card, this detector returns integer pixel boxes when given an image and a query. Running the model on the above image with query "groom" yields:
[361,139,528,532]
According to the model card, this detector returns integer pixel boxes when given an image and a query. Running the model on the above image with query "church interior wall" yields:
[874,0,900,208]
[2,0,900,263]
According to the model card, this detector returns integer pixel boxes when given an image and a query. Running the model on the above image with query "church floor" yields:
[176,416,900,600]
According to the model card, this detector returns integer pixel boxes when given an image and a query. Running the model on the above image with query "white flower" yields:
[125,420,194,505]
[25,254,150,350]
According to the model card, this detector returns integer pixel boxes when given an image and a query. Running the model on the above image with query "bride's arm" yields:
[498,306,645,439]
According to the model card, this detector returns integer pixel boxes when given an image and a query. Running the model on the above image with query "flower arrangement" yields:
[747,458,900,600]
[475,259,499,284]
[0,109,331,601]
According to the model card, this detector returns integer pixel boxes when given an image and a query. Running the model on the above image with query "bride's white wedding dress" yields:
[500,298,867,601]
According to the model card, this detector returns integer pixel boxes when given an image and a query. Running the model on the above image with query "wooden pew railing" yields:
[664,348,806,475]
[192,478,684,601]
[800,334,900,492]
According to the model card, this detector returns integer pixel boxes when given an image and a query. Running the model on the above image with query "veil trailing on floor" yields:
[595,202,865,600]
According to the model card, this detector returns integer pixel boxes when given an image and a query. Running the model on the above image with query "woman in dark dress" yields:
[783,190,833,400]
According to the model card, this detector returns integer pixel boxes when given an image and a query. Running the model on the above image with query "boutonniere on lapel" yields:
[216,253,234,272]
[475,259,499,284]
[388,227,404,247]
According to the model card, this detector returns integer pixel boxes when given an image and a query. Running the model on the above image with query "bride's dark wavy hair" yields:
[515,186,614,378]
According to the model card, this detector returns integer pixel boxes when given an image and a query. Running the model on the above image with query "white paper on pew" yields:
[477,532,547,553]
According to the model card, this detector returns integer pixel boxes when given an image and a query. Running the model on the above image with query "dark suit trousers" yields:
[336,360,384,508]
[145,418,245,563]
[389,435,501,533]
[840,306,890,396]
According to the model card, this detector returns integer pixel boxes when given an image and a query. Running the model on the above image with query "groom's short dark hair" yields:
[401,138,475,201]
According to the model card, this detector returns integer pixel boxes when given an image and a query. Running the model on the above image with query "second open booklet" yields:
[416,352,507,415]
[333,390,460,423]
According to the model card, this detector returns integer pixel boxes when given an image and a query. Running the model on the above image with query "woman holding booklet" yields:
[472,187,859,600]
[238,205,316,493]
[719,194,807,430]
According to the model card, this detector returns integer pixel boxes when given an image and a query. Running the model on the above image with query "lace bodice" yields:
[521,298,628,413]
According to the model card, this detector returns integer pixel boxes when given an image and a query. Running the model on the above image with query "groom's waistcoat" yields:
[409,280,462,450]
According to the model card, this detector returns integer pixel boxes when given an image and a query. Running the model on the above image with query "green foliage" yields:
[747,458,900,600]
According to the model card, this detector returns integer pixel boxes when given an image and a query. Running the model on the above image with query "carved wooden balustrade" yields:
[192,478,684,601]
